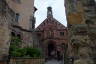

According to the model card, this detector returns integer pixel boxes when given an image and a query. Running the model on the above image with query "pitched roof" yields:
[36,17,66,31]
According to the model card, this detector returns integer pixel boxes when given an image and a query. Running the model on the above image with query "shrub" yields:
[10,36,42,58]
[10,48,27,57]
[10,47,42,58]
[26,47,42,58]
[11,36,22,46]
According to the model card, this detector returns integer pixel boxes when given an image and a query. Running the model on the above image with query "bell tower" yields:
[47,7,53,18]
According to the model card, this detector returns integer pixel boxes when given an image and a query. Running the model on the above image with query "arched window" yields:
[17,34,21,39]
[11,32,15,37]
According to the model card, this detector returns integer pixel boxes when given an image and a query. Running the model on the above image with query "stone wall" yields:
[64,0,96,64]
[10,24,41,49]
[0,0,11,61]
[65,24,96,64]
[0,61,7,64]
[6,0,36,48]
[0,16,10,61]
[6,0,35,30]
[10,58,45,64]
[0,0,37,62]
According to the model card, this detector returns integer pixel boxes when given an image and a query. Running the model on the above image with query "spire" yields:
[47,7,53,18]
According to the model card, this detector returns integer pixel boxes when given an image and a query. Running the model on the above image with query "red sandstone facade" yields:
[36,7,68,59]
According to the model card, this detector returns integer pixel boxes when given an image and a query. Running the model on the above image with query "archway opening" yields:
[47,41,56,58]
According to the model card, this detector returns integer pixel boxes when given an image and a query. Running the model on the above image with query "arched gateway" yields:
[47,41,56,58]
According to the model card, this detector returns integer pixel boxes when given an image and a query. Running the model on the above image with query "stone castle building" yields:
[6,0,37,47]
[36,7,68,59]
[64,0,96,64]
[6,0,36,30]
[0,0,37,62]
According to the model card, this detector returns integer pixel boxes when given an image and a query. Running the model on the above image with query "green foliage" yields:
[10,48,27,57]
[11,36,22,46]
[26,47,42,57]
[10,47,42,57]
[10,36,42,58]
[9,36,22,55]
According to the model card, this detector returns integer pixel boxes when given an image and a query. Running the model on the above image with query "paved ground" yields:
[45,59,64,64]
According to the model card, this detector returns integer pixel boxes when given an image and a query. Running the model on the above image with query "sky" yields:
[34,0,67,28]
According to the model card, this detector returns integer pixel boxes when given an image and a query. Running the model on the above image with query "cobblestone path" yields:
[45,59,64,64]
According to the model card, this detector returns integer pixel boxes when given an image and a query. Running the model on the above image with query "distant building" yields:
[36,7,68,58]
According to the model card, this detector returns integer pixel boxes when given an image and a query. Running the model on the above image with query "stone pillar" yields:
[0,15,10,61]
[68,24,94,64]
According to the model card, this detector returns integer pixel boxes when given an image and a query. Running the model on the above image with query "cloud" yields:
[34,0,67,28]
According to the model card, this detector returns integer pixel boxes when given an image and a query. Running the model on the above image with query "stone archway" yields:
[48,42,55,57]
[47,40,56,59]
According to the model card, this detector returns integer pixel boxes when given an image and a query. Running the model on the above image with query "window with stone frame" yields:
[60,32,64,36]
[47,31,52,38]
[15,13,20,22]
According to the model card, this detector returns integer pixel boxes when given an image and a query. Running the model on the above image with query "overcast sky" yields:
[34,0,67,28]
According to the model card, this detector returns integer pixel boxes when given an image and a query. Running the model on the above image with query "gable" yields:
[36,17,66,31]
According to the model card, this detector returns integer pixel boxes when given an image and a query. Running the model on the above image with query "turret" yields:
[47,7,53,18]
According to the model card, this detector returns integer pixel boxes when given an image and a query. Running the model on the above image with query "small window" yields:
[60,32,64,36]
[15,13,20,22]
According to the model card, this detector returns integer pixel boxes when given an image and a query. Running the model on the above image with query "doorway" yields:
[47,41,56,58]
